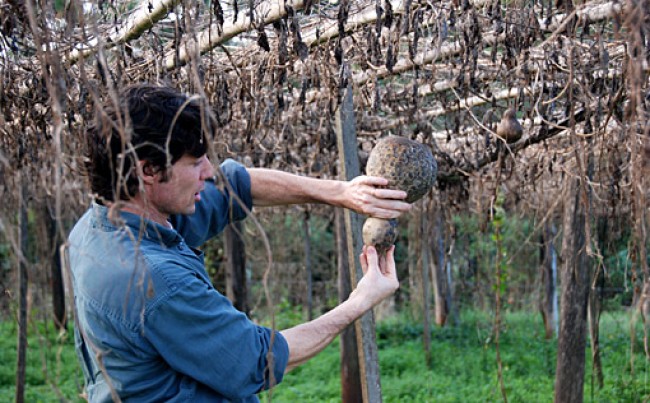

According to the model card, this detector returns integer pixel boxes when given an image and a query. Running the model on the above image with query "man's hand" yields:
[352,245,400,306]
[280,244,399,372]
[343,176,411,219]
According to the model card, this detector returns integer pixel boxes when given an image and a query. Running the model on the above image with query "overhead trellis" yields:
[0,0,646,220]
[0,0,646,265]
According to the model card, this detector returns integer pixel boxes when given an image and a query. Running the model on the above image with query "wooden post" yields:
[539,224,558,339]
[45,203,66,330]
[303,210,313,321]
[335,82,383,403]
[336,208,363,402]
[430,205,450,327]
[421,209,432,367]
[554,178,590,403]
[15,182,28,403]
[408,207,423,318]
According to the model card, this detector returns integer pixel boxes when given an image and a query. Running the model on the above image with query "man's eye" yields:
[195,155,208,166]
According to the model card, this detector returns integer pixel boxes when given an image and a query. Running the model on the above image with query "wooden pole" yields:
[336,208,363,402]
[421,209,432,367]
[45,203,66,331]
[554,178,590,403]
[539,224,558,339]
[408,206,423,317]
[430,205,450,327]
[303,210,313,321]
[15,181,28,403]
[335,82,383,403]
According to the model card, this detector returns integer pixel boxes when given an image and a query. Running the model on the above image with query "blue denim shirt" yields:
[68,159,289,402]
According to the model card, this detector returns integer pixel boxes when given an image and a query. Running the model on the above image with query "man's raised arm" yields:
[248,168,411,219]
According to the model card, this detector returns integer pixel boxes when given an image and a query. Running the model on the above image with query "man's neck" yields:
[115,197,172,229]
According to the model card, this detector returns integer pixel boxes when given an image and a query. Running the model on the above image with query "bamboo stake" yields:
[302,0,407,48]
[163,0,306,70]
[67,0,180,64]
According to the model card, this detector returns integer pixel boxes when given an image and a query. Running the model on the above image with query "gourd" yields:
[362,136,438,254]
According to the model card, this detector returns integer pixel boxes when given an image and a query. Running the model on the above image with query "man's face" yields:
[148,154,214,217]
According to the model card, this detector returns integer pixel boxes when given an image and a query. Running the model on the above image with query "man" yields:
[68,84,410,402]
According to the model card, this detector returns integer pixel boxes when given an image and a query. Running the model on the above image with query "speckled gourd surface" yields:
[365,136,437,204]
[362,136,438,254]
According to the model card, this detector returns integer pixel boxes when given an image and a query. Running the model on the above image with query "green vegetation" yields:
[3,310,648,402]
[0,321,84,402]
[264,310,650,402]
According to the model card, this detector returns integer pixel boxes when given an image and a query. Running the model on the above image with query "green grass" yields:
[0,319,85,402]
[263,310,650,403]
[2,310,650,402]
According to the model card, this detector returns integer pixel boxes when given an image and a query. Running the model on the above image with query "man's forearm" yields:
[248,168,411,218]
[249,168,345,207]
[279,293,371,372]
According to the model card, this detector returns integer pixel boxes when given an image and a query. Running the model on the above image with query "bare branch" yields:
[437,109,587,182]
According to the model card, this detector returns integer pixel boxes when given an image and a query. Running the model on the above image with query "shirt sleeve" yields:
[170,159,253,248]
[144,269,289,400]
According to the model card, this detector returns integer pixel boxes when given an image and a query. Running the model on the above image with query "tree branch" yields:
[437,109,587,182]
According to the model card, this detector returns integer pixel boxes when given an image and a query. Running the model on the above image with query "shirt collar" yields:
[90,202,182,247]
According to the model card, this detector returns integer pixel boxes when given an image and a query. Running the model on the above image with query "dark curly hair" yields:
[86,84,210,202]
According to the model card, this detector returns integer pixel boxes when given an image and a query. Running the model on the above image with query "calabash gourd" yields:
[362,136,438,254]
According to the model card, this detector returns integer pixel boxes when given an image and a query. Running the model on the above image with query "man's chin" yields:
[174,204,196,216]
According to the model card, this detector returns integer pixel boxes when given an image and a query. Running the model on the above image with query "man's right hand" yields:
[353,245,400,307]
[280,245,399,373]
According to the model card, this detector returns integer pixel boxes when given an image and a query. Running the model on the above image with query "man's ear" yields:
[137,160,157,185]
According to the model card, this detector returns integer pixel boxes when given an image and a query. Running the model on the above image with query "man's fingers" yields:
[378,250,388,275]
[355,176,408,200]
[355,176,389,187]
[371,199,412,212]
[348,175,413,219]
[363,245,379,275]
[372,188,408,201]
[376,246,394,275]
[384,246,396,276]
[359,245,369,275]
[367,202,412,219]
